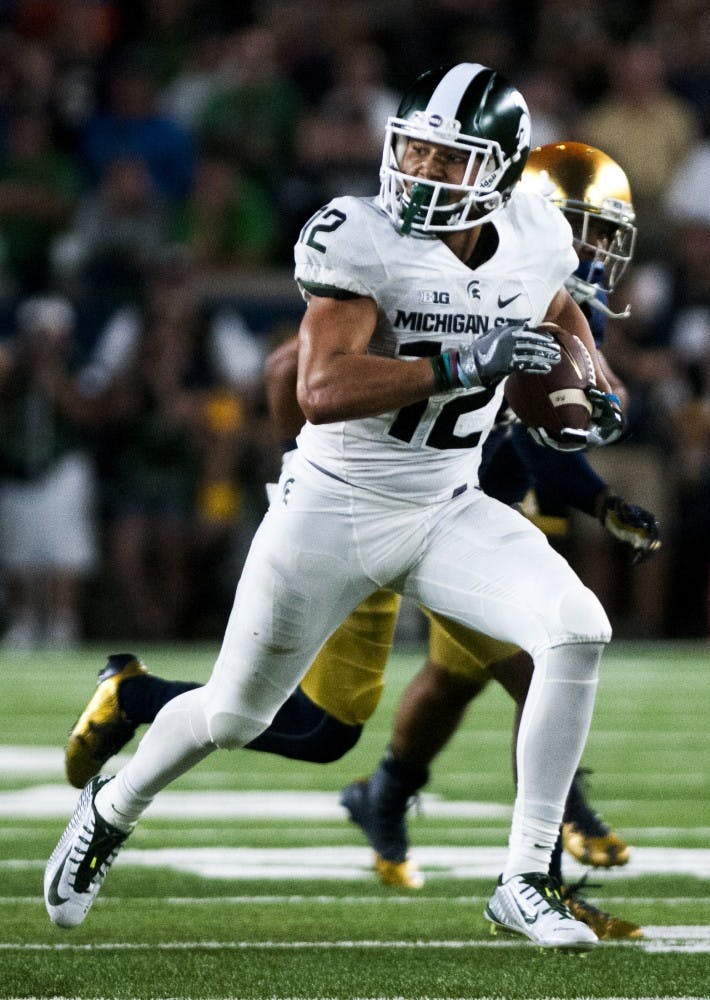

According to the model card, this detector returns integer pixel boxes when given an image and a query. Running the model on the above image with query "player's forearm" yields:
[264,337,305,439]
[297,352,436,424]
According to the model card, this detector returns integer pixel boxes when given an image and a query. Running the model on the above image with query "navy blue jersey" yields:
[480,263,608,518]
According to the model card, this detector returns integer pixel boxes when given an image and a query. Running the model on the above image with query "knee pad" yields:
[202,669,287,749]
[559,583,612,645]
[207,709,272,750]
[544,641,603,683]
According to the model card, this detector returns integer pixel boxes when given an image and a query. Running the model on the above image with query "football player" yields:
[47,64,634,948]
[63,143,656,941]
[340,142,657,937]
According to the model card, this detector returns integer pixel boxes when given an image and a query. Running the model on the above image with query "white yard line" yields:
[1,928,710,954]
[3,845,710,880]
[0,782,510,820]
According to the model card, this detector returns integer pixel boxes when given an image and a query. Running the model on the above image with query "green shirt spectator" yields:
[0,109,82,293]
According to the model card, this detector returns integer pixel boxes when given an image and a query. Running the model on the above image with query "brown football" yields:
[504,323,596,439]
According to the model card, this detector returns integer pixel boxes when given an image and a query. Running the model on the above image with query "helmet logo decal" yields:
[411,109,461,141]
[516,111,531,151]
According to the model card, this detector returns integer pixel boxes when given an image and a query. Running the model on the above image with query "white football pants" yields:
[98,453,610,874]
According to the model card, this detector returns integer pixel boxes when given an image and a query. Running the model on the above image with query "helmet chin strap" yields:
[399,183,429,235]
[587,295,631,320]
[567,274,631,319]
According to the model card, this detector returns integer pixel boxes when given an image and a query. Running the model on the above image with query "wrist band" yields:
[431,351,458,392]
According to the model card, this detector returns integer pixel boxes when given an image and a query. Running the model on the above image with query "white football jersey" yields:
[294,188,577,502]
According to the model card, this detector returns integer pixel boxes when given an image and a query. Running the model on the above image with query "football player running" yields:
[340,140,657,938]
[47,64,628,949]
[64,146,657,941]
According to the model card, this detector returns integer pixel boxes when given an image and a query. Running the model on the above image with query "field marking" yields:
[3,846,710,880]
[0,782,509,820]
[1,926,709,953]
[5,894,710,907]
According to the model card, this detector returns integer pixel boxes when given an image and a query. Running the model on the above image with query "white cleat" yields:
[44,775,130,928]
[484,872,598,950]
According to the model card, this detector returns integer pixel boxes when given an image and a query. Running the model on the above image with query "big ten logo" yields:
[418,289,451,304]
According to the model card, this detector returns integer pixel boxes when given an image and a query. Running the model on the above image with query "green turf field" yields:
[1,641,708,999]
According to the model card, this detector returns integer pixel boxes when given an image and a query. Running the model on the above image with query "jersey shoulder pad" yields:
[294,196,388,301]
[508,186,578,288]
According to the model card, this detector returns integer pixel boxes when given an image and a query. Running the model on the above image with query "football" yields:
[504,323,596,439]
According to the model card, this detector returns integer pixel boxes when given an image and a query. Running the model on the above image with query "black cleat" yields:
[341,775,423,888]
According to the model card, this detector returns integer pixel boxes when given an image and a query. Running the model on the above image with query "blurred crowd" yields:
[0,0,708,646]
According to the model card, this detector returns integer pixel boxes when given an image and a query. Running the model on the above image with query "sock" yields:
[549,831,563,884]
[503,642,601,880]
[120,676,201,725]
[94,775,151,832]
[246,687,362,763]
[380,747,430,794]
[94,686,216,828]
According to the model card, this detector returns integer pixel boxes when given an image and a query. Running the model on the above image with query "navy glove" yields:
[599,494,661,564]
[528,426,589,452]
[585,387,624,446]
[528,388,625,452]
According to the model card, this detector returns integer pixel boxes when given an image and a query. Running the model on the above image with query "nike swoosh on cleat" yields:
[498,292,522,308]
[512,898,539,925]
[47,851,71,906]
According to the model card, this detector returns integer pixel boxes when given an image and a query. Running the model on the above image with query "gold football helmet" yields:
[521,141,636,316]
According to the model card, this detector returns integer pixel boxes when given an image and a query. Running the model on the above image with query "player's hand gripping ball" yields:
[504,323,596,447]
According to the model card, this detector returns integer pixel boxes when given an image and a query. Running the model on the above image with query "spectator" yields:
[660,146,710,635]
[198,25,304,180]
[84,249,271,640]
[133,0,194,87]
[519,66,577,146]
[0,108,82,297]
[158,32,229,131]
[51,156,167,313]
[289,42,397,244]
[0,295,98,648]
[577,39,700,260]
[168,150,280,271]
[81,57,195,203]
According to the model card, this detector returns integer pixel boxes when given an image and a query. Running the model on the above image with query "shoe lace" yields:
[73,815,127,892]
[564,768,610,836]
[519,872,572,918]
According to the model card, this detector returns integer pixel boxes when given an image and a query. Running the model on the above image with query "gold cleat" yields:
[374,853,424,889]
[562,821,630,868]
[563,768,631,867]
[562,881,643,940]
[65,653,147,789]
